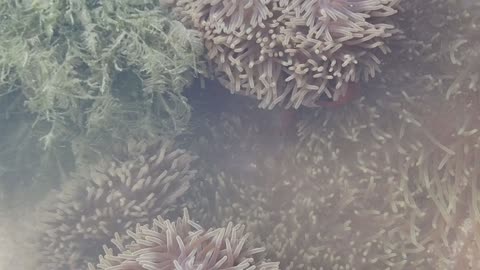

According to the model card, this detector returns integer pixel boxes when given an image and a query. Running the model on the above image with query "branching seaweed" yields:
[0,0,205,199]
[0,0,205,158]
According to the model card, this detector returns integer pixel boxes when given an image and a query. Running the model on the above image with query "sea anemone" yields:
[36,138,198,270]
[179,0,480,267]
[88,209,279,270]
[187,157,433,269]
[173,0,401,109]
[296,0,480,267]
[181,99,437,269]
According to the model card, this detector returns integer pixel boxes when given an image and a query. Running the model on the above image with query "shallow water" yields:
[0,0,479,269]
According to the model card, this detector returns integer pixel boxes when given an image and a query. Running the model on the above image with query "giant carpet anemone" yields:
[171,0,402,109]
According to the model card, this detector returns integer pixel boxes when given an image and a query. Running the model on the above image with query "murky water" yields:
[0,0,479,269]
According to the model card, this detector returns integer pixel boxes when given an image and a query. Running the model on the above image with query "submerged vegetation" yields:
[1,0,480,269]
[0,0,204,166]
[0,0,205,200]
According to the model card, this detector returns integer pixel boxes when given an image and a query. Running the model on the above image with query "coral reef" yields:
[88,209,279,270]
[172,0,401,109]
[36,138,198,270]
